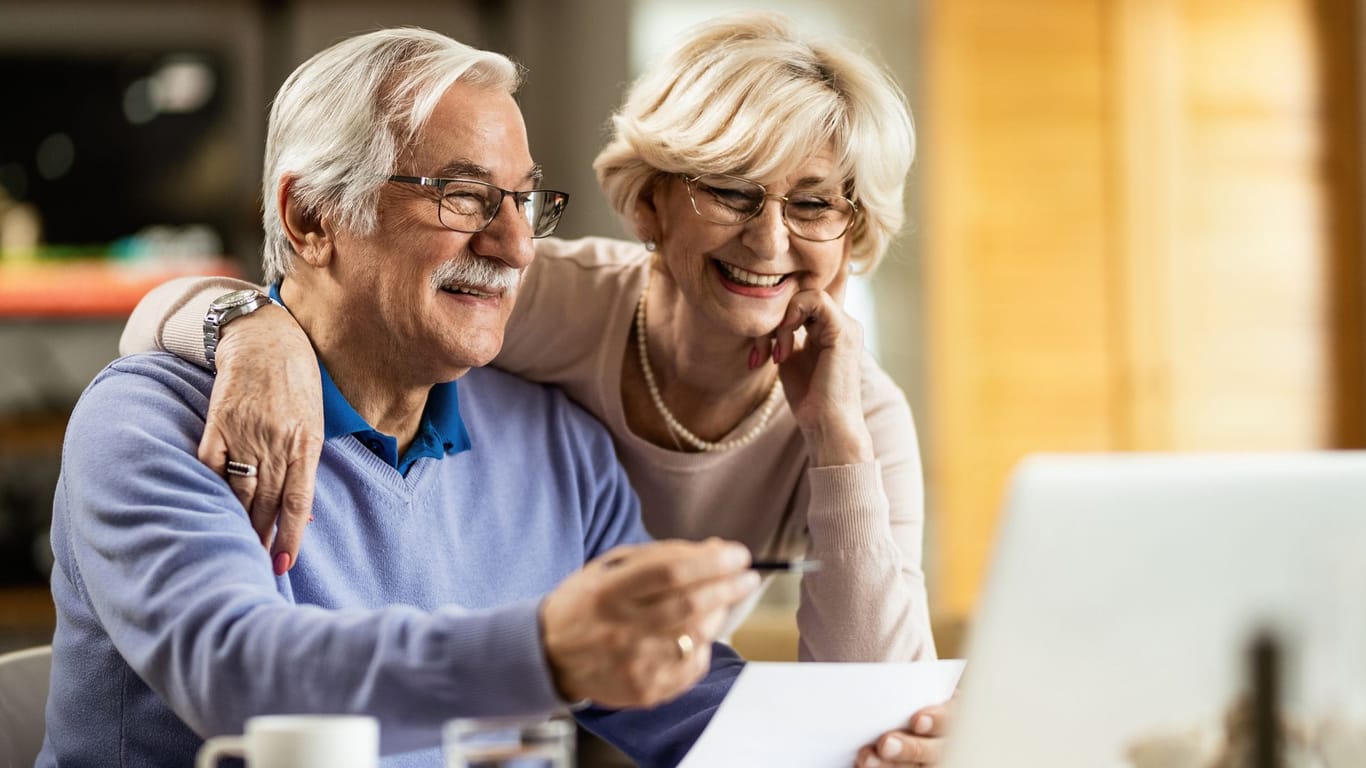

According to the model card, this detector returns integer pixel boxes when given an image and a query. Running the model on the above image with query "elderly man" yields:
[39,27,757,768]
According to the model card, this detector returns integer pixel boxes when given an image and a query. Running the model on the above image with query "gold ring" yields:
[675,633,695,659]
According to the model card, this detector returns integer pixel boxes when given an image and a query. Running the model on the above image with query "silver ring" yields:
[675,633,695,659]
[225,460,258,478]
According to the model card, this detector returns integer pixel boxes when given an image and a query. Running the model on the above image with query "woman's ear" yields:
[632,177,663,244]
[278,176,333,268]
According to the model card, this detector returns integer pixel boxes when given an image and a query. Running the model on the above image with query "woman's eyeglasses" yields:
[681,173,858,242]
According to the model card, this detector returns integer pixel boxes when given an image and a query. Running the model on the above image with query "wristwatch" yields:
[203,289,272,370]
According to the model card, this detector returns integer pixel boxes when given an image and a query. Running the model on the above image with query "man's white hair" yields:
[594,12,914,273]
[261,27,521,283]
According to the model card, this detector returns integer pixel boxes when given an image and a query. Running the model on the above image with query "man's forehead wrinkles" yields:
[425,158,541,185]
[434,159,491,179]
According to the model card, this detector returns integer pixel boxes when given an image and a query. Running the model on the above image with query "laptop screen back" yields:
[942,452,1366,768]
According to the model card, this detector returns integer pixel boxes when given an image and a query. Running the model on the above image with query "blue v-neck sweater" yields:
[40,353,740,767]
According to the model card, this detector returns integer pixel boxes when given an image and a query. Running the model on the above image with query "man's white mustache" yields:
[429,256,523,295]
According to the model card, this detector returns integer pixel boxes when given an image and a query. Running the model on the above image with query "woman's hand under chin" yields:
[765,288,875,468]
[201,304,324,574]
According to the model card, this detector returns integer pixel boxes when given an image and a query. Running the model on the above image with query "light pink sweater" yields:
[120,236,935,661]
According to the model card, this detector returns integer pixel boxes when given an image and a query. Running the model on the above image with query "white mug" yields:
[196,714,379,768]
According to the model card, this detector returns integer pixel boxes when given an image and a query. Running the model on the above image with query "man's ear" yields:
[278,176,333,268]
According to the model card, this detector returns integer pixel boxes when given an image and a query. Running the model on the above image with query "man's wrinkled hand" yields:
[539,538,759,709]
[197,304,323,575]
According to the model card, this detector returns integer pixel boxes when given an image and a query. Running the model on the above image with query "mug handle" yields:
[196,735,247,768]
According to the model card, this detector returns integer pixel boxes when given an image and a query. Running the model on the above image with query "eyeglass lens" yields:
[437,180,568,238]
[687,174,855,241]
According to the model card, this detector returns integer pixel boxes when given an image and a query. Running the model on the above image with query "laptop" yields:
[941,452,1366,768]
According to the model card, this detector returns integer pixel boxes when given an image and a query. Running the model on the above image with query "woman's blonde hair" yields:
[261,27,521,282]
[594,12,914,273]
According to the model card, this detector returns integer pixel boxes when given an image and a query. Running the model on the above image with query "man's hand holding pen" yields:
[539,538,760,708]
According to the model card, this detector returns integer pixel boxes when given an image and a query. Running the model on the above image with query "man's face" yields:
[330,80,538,381]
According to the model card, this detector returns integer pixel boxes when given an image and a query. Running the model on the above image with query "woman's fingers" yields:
[201,423,262,534]
[748,337,773,370]
[195,304,324,574]
[260,428,324,573]
[853,702,955,767]
[853,729,942,767]
[769,289,853,364]
[770,295,812,364]
[750,289,843,369]
[908,702,952,736]
[199,406,280,551]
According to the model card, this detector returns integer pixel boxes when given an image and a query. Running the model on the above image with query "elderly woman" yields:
[123,12,946,766]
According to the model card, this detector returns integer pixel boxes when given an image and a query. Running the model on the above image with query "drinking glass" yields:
[444,716,575,768]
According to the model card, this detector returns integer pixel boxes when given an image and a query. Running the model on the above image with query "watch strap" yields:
[203,291,272,370]
[155,278,256,369]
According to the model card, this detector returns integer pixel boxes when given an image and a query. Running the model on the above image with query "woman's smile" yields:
[711,257,792,298]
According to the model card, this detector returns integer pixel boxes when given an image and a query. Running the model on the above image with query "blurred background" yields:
[0,0,1362,662]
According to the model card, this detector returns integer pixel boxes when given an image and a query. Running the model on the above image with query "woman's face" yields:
[639,151,854,340]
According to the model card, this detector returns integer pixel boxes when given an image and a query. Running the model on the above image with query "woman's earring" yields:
[644,240,657,252]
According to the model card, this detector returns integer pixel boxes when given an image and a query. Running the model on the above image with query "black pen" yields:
[750,559,822,573]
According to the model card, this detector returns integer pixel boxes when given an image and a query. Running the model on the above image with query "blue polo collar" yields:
[269,282,472,475]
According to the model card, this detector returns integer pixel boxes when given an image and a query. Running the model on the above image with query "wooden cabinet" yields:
[0,586,54,653]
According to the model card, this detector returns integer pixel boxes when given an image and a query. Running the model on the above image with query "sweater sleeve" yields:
[118,275,263,366]
[576,643,745,768]
[795,351,937,662]
[53,359,568,755]
[545,378,745,768]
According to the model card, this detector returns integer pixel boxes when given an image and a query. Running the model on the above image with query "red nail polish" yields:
[308,514,315,523]
[748,347,760,369]
[273,551,291,575]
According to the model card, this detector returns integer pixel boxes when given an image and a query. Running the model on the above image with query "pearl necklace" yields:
[635,274,784,452]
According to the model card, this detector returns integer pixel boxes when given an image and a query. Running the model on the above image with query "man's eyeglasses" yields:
[387,175,570,238]
[681,173,858,242]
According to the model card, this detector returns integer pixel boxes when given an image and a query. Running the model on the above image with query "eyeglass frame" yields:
[679,173,860,242]
[386,175,570,238]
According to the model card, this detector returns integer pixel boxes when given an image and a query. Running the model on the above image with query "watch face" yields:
[214,289,263,310]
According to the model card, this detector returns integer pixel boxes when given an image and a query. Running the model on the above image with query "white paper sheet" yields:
[678,660,966,768]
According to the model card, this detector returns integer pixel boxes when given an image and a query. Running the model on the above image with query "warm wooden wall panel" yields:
[1162,0,1330,449]
[925,0,1343,624]
[1316,0,1366,448]
[925,0,1119,619]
